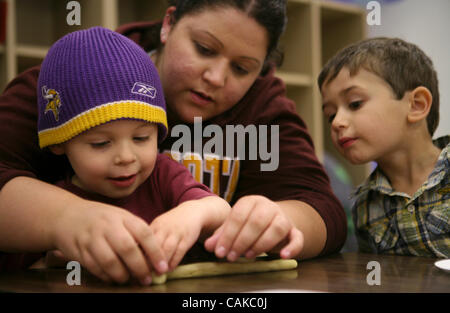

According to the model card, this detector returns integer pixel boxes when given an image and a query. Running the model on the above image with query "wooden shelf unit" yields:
[0,0,370,186]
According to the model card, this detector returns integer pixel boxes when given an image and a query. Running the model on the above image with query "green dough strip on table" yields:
[151,258,298,285]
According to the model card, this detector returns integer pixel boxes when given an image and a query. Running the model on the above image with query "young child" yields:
[318,37,449,258]
[34,26,230,284]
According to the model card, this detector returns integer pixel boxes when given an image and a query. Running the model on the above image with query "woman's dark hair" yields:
[167,0,287,74]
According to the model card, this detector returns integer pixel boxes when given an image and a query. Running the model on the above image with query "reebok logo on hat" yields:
[131,82,157,98]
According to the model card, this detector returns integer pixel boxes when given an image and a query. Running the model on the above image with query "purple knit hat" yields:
[37,26,167,148]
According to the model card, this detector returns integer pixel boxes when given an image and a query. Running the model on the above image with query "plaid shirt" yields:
[352,136,449,258]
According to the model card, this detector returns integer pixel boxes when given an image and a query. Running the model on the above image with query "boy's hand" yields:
[149,196,231,271]
[149,203,204,271]
[51,200,168,285]
[45,249,69,267]
[204,195,304,261]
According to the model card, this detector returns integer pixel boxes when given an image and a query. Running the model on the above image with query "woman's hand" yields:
[204,195,304,261]
[51,199,168,285]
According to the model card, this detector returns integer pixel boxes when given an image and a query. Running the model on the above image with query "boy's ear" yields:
[407,86,433,124]
[48,144,65,155]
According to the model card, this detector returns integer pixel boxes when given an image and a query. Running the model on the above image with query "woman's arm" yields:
[0,176,77,252]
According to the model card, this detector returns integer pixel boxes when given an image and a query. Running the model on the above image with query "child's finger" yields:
[106,226,157,285]
[203,227,223,252]
[125,219,168,275]
[279,228,304,259]
[45,249,69,267]
[89,236,130,284]
[80,248,111,283]
[168,242,186,270]
[52,249,66,259]
[161,235,180,271]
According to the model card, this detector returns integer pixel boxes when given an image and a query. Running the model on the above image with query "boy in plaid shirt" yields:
[318,37,449,258]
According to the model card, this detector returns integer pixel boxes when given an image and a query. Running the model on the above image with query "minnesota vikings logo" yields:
[42,86,62,121]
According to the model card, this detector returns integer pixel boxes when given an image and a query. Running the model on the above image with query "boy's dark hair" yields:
[318,37,440,136]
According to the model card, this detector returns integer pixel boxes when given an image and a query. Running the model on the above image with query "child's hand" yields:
[150,196,231,271]
[204,195,304,261]
[149,203,203,271]
[45,249,69,268]
[51,199,168,285]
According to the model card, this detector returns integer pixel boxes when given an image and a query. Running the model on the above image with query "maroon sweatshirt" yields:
[0,22,346,261]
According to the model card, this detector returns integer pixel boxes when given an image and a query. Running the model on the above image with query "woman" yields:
[0,0,346,284]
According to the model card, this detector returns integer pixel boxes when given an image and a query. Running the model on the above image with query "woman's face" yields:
[156,6,268,123]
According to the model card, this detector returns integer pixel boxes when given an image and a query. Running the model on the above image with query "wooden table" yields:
[0,252,448,293]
